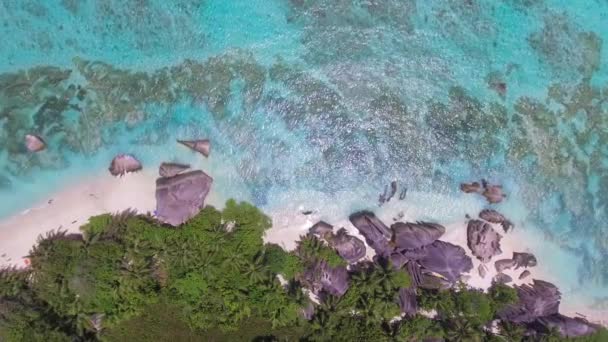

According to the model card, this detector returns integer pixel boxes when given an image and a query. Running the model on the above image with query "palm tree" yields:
[242,252,269,284]
[445,318,483,342]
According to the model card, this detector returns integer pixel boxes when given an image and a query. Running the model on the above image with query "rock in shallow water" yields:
[155,170,213,226]
[25,134,46,152]
[513,252,537,269]
[108,154,142,176]
[467,219,502,263]
[178,139,211,157]
[391,221,445,250]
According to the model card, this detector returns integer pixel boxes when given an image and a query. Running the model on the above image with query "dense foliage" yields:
[0,200,606,341]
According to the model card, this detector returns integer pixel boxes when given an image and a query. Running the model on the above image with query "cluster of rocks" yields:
[378,180,407,205]
[107,139,214,227]
[460,179,507,204]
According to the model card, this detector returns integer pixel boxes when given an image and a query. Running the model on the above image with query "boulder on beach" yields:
[330,228,366,264]
[513,252,537,269]
[519,270,531,280]
[493,272,513,284]
[478,264,488,278]
[391,221,445,251]
[155,170,213,226]
[418,240,473,284]
[108,154,142,176]
[159,162,190,178]
[467,219,502,263]
[349,211,392,257]
[533,314,600,338]
[479,209,514,232]
[499,279,561,323]
[495,258,516,273]
[398,287,417,316]
[303,260,349,297]
[309,221,334,237]
[25,134,46,152]
[178,139,211,157]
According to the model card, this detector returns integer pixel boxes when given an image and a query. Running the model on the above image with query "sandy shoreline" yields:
[1,176,606,326]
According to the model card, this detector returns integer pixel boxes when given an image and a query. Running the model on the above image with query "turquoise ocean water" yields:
[1,0,607,308]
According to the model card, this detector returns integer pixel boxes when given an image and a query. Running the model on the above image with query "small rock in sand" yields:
[109,154,142,176]
[495,258,516,273]
[519,270,531,280]
[178,139,211,157]
[493,272,513,284]
[478,264,488,278]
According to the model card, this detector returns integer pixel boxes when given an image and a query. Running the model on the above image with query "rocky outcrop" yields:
[479,209,514,232]
[398,287,417,316]
[533,314,600,338]
[155,170,213,226]
[499,279,561,323]
[25,134,46,152]
[159,162,190,178]
[418,240,473,283]
[330,228,366,264]
[513,252,537,269]
[349,211,392,257]
[460,180,507,204]
[178,139,211,157]
[406,261,424,287]
[467,220,502,263]
[108,154,142,176]
[303,260,349,297]
[391,221,446,251]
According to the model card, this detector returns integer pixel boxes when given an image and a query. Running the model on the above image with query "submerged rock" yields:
[25,134,46,152]
[158,162,190,178]
[479,209,514,232]
[398,287,417,316]
[467,220,502,263]
[499,279,561,323]
[495,258,516,273]
[418,240,473,284]
[349,211,392,257]
[482,181,507,204]
[493,273,513,284]
[513,252,537,269]
[519,270,531,280]
[178,139,211,157]
[108,154,142,176]
[534,314,600,338]
[330,228,366,264]
[391,221,445,251]
[460,181,482,193]
[155,170,213,226]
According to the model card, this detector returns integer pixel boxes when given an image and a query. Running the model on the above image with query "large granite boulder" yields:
[330,228,366,264]
[418,240,473,283]
[349,211,392,257]
[398,287,417,316]
[391,222,445,250]
[499,279,561,323]
[533,314,600,338]
[467,220,502,263]
[303,260,349,297]
[406,261,424,287]
[155,170,213,226]
[479,209,514,233]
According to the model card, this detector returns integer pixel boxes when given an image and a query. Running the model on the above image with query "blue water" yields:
[1,0,607,308]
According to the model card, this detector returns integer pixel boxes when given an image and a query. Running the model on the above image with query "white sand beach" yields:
[1,177,606,326]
